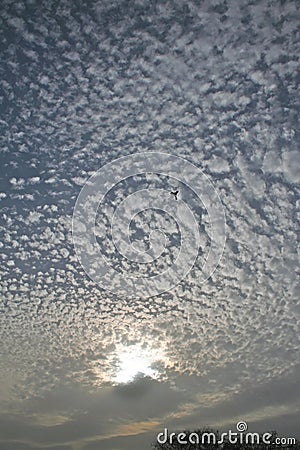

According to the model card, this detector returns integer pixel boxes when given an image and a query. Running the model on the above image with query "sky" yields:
[0,0,299,449]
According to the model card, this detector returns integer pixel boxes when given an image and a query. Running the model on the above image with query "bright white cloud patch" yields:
[113,345,160,384]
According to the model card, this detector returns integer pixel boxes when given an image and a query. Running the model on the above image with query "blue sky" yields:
[0,0,299,448]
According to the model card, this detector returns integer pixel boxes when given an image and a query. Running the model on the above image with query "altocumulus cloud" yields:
[0,0,299,448]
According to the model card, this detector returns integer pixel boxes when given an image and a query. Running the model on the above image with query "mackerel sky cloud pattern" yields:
[0,0,299,449]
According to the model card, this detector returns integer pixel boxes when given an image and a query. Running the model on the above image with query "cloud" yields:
[0,0,299,447]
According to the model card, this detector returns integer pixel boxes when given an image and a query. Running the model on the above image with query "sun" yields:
[114,345,159,384]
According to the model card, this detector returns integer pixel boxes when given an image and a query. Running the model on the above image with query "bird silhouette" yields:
[170,190,179,200]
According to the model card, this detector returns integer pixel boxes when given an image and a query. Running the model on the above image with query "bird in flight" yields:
[170,190,179,200]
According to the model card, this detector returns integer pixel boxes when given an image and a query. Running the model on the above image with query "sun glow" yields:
[114,345,160,384]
